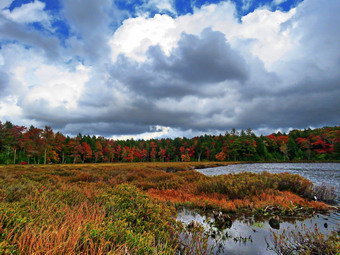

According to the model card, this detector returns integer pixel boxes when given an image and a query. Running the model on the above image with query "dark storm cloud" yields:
[80,98,193,131]
[152,29,249,84]
[20,95,193,135]
[237,87,340,131]
[111,28,248,99]
[0,15,61,59]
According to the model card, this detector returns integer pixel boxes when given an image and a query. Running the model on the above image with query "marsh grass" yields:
[0,162,332,254]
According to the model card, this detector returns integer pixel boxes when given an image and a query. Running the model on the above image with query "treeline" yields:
[0,121,339,164]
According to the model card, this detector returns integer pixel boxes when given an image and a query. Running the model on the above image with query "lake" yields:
[177,163,340,255]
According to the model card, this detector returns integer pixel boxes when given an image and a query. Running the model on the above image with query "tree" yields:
[159,148,166,162]
[149,141,158,162]
[23,126,43,164]
[296,138,312,160]
[94,140,103,162]
[215,151,226,161]
[82,142,92,163]
[287,137,299,160]
[256,137,268,160]
[42,126,55,164]
[55,132,66,163]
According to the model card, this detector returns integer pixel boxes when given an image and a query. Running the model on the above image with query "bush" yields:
[87,184,181,254]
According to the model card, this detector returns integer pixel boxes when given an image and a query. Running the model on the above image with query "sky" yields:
[0,0,339,139]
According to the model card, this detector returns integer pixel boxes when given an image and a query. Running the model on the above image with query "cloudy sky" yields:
[0,0,339,139]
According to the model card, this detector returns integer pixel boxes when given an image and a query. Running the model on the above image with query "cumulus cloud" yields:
[0,0,339,138]
[0,0,61,60]
[111,29,248,99]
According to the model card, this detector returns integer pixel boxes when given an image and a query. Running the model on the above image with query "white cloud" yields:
[145,0,175,13]
[0,0,13,10]
[109,3,237,62]
[2,0,52,27]
[273,0,288,5]
[242,0,253,11]
[110,14,177,62]
[0,44,90,125]
[22,64,90,110]
[237,8,296,67]
[109,2,294,67]
[111,125,170,140]
[133,0,176,17]
[0,96,22,121]
[0,53,4,66]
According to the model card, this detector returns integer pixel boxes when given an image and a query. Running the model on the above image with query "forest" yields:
[0,121,339,165]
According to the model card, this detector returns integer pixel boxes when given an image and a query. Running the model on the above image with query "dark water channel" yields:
[177,163,340,255]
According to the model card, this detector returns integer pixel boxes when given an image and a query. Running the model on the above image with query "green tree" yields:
[287,137,299,160]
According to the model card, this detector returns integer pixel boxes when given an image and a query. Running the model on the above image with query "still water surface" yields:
[177,163,340,255]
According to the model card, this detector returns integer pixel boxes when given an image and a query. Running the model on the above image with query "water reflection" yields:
[177,207,339,255]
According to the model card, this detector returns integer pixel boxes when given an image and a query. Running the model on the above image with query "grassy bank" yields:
[0,162,333,254]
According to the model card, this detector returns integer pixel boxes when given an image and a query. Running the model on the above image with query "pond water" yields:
[177,163,340,255]
[178,208,339,255]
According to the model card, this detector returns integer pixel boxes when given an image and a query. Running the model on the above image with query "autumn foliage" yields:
[0,121,339,165]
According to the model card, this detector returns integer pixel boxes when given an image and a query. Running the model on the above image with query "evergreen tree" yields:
[287,137,299,160]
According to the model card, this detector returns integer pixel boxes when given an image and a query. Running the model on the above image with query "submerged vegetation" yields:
[270,225,339,255]
[0,162,336,254]
[0,121,339,165]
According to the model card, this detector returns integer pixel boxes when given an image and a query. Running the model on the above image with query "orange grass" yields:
[147,189,327,213]
[13,203,105,255]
